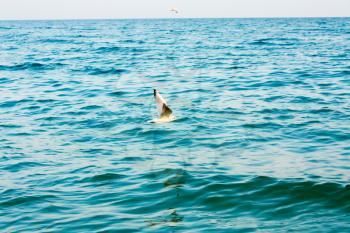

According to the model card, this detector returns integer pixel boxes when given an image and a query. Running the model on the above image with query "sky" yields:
[0,0,349,20]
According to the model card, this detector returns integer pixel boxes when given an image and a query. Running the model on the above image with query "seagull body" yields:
[170,7,179,14]
[150,89,175,123]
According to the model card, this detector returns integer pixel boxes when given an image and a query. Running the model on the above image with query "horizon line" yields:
[0,16,349,22]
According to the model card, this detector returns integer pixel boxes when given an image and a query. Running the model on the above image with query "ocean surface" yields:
[0,18,350,232]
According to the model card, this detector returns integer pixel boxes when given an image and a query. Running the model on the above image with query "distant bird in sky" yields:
[170,7,179,14]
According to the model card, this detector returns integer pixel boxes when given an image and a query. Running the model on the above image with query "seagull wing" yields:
[154,89,173,118]
[160,104,173,118]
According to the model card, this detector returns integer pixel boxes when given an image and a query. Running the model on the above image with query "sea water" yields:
[0,18,350,232]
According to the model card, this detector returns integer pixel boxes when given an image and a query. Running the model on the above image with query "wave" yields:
[96,46,122,53]
[0,62,65,71]
[74,66,128,75]
[3,161,46,172]
[121,39,145,44]
[107,91,127,97]
[143,169,350,213]
[37,38,74,44]
[0,99,32,108]
[249,38,300,46]
[79,173,127,183]
[95,46,147,54]
[0,194,57,207]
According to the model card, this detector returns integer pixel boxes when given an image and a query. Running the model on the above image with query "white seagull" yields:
[150,89,175,123]
[170,7,179,14]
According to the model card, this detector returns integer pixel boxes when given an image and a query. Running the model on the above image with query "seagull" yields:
[170,7,179,14]
[150,89,175,123]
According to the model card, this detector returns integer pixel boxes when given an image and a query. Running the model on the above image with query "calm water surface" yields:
[0,18,350,232]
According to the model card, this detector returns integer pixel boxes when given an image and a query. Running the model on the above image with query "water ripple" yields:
[0,18,349,232]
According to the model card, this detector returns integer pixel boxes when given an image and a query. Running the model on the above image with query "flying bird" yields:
[170,7,179,14]
[150,89,175,123]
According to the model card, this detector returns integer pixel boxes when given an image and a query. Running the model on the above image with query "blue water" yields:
[1,18,350,232]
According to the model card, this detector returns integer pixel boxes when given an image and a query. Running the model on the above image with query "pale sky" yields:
[0,0,349,20]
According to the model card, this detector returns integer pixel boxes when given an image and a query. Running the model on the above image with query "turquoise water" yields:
[0,18,350,232]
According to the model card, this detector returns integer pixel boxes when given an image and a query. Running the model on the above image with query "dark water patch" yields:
[226,65,245,70]
[256,108,299,115]
[107,91,127,97]
[6,132,36,137]
[80,105,103,110]
[249,80,287,88]
[0,62,64,71]
[64,111,89,116]
[0,195,56,207]
[37,38,74,44]
[204,140,245,149]
[55,87,74,92]
[37,116,65,121]
[194,175,350,214]
[73,136,95,142]
[79,66,128,75]
[242,122,283,129]
[95,46,147,54]
[96,46,122,53]
[70,165,97,174]
[0,77,14,84]
[306,129,350,142]
[291,96,324,104]
[80,148,114,155]
[338,70,350,76]
[89,121,117,129]
[121,39,145,44]
[40,204,71,213]
[249,38,299,46]
[0,99,32,108]
[35,99,59,104]
[3,161,46,172]
[0,124,22,129]
[138,129,176,137]
[308,107,334,114]
[120,156,150,162]
[118,127,143,136]
[263,95,286,102]
[81,88,103,98]
[171,138,192,147]
[80,173,126,183]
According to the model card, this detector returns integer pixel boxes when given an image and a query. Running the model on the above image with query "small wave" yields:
[249,38,299,46]
[179,174,350,214]
[242,122,283,129]
[0,62,65,71]
[0,99,32,108]
[96,46,122,53]
[80,105,103,110]
[291,96,324,104]
[64,111,89,116]
[0,124,22,129]
[0,195,56,207]
[107,91,127,97]
[95,46,147,54]
[3,161,46,172]
[37,38,73,43]
[37,116,64,121]
[138,129,176,137]
[0,77,14,84]
[35,98,60,104]
[121,39,145,44]
[78,66,128,75]
[80,173,126,183]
